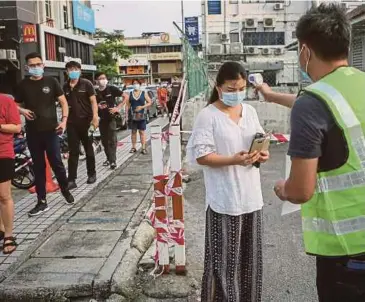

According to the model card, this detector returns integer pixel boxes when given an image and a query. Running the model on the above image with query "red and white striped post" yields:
[167,124,186,275]
[151,125,170,274]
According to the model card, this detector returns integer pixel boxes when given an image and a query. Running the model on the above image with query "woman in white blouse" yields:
[187,61,269,302]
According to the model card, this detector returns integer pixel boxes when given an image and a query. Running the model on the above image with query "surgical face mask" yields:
[299,45,312,83]
[68,70,81,80]
[220,89,247,107]
[98,79,108,87]
[28,67,44,77]
[133,84,140,90]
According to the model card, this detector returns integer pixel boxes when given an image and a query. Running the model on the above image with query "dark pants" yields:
[99,118,117,163]
[317,255,365,302]
[67,122,95,181]
[26,130,68,200]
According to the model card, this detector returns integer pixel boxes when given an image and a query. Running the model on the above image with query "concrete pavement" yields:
[136,144,317,302]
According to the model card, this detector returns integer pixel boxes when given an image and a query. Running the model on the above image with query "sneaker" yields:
[62,189,75,205]
[87,174,96,184]
[68,181,77,190]
[103,160,110,167]
[28,200,49,217]
[110,162,116,170]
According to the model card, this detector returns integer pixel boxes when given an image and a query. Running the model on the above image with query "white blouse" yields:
[187,103,265,216]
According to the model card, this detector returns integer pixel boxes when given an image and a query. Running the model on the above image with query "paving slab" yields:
[34,230,121,258]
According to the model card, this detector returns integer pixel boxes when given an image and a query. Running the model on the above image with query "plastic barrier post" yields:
[169,124,186,275]
[29,153,59,194]
[150,125,170,274]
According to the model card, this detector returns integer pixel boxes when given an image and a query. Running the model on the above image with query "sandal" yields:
[3,236,17,255]
[141,149,147,155]
[129,148,137,153]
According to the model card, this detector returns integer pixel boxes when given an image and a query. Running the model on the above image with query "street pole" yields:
[181,0,185,33]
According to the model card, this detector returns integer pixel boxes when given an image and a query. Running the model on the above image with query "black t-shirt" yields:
[170,82,181,98]
[96,85,123,120]
[63,78,95,124]
[288,92,347,172]
[15,76,63,132]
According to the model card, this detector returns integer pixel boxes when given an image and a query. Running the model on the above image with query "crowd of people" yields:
[188,3,365,302]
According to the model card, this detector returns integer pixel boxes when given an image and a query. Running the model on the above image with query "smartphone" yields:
[249,134,270,153]
[30,112,37,120]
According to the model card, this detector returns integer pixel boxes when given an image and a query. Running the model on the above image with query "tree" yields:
[93,29,132,78]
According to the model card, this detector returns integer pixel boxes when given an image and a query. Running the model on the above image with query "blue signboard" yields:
[207,0,221,15]
[72,0,95,34]
[185,17,199,45]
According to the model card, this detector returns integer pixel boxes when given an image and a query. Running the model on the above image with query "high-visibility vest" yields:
[301,66,365,257]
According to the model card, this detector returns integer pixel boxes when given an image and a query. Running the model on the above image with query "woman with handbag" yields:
[124,80,152,155]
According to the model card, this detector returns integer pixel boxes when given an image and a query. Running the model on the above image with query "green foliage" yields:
[93,29,132,78]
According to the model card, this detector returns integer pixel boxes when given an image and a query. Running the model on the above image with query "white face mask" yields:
[134,84,140,90]
[98,79,108,87]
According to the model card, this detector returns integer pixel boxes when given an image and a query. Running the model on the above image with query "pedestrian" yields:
[187,61,269,301]
[124,79,152,155]
[157,83,168,117]
[95,71,124,170]
[0,94,22,253]
[15,52,74,217]
[63,61,99,190]
[257,4,365,301]
[167,76,181,121]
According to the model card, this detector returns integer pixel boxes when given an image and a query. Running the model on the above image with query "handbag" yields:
[132,111,145,121]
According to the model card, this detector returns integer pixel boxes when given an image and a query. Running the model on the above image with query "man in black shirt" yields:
[95,72,124,169]
[63,61,99,189]
[16,52,74,217]
[257,4,365,301]
[167,76,182,121]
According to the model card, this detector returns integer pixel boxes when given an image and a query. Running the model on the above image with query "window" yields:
[45,0,52,19]
[130,46,148,54]
[242,32,285,46]
[63,5,69,29]
[230,33,240,43]
[292,31,296,39]
[208,33,221,44]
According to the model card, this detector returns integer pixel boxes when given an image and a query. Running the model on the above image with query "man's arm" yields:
[144,92,152,108]
[85,80,99,128]
[256,83,296,108]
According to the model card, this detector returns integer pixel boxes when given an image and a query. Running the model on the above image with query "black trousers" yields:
[67,121,95,181]
[26,130,68,200]
[317,255,365,302]
[99,118,117,163]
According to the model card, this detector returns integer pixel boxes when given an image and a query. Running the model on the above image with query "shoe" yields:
[87,174,96,184]
[68,181,77,190]
[110,162,116,170]
[103,160,110,167]
[62,189,75,205]
[28,200,49,217]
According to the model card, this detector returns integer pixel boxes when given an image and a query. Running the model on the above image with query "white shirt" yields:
[187,103,264,216]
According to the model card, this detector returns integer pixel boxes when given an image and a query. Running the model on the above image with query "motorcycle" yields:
[12,133,35,189]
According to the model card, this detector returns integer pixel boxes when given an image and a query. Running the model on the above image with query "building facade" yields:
[201,0,363,86]
[348,4,365,72]
[118,33,183,85]
[36,0,96,84]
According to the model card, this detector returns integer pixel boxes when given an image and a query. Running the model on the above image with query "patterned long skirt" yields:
[201,207,263,302]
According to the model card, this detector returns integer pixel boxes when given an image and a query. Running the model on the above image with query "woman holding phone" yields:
[187,61,269,301]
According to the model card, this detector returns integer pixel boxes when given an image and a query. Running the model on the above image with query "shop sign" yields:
[23,24,37,43]
[127,66,145,75]
[149,52,182,61]
[64,56,82,64]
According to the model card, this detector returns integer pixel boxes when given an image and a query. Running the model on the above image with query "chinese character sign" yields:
[72,0,95,34]
[185,17,199,45]
[23,24,37,43]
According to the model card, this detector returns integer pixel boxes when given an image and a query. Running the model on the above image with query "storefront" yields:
[119,58,150,85]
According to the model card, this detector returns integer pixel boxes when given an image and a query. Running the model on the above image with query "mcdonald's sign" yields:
[23,24,37,43]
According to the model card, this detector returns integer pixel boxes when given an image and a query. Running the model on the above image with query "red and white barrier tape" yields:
[270,134,290,143]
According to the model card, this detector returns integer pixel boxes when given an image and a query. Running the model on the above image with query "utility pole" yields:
[181,0,185,33]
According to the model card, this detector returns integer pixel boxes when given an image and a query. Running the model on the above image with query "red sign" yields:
[23,24,37,43]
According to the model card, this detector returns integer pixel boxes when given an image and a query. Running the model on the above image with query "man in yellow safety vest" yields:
[258,3,365,301]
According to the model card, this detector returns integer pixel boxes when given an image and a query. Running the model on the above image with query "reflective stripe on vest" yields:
[303,216,365,235]
[309,82,365,193]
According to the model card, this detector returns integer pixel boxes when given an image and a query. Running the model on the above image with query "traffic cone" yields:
[29,154,59,194]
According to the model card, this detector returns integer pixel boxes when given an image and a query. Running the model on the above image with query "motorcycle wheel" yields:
[12,162,35,189]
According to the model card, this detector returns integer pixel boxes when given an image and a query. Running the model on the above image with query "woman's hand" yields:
[258,150,270,163]
[232,150,261,166]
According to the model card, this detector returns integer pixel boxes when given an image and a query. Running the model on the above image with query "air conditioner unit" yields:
[262,48,272,55]
[263,18,276,28]
[274,48,284,55]
[274,3,284,10]
[6,49,17,60]
[244,18,257,28]
[221,33,228,41]
[0,49,6,59]
[209,44,223,55]
[247,47,260,55]
[230,43,243,54]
